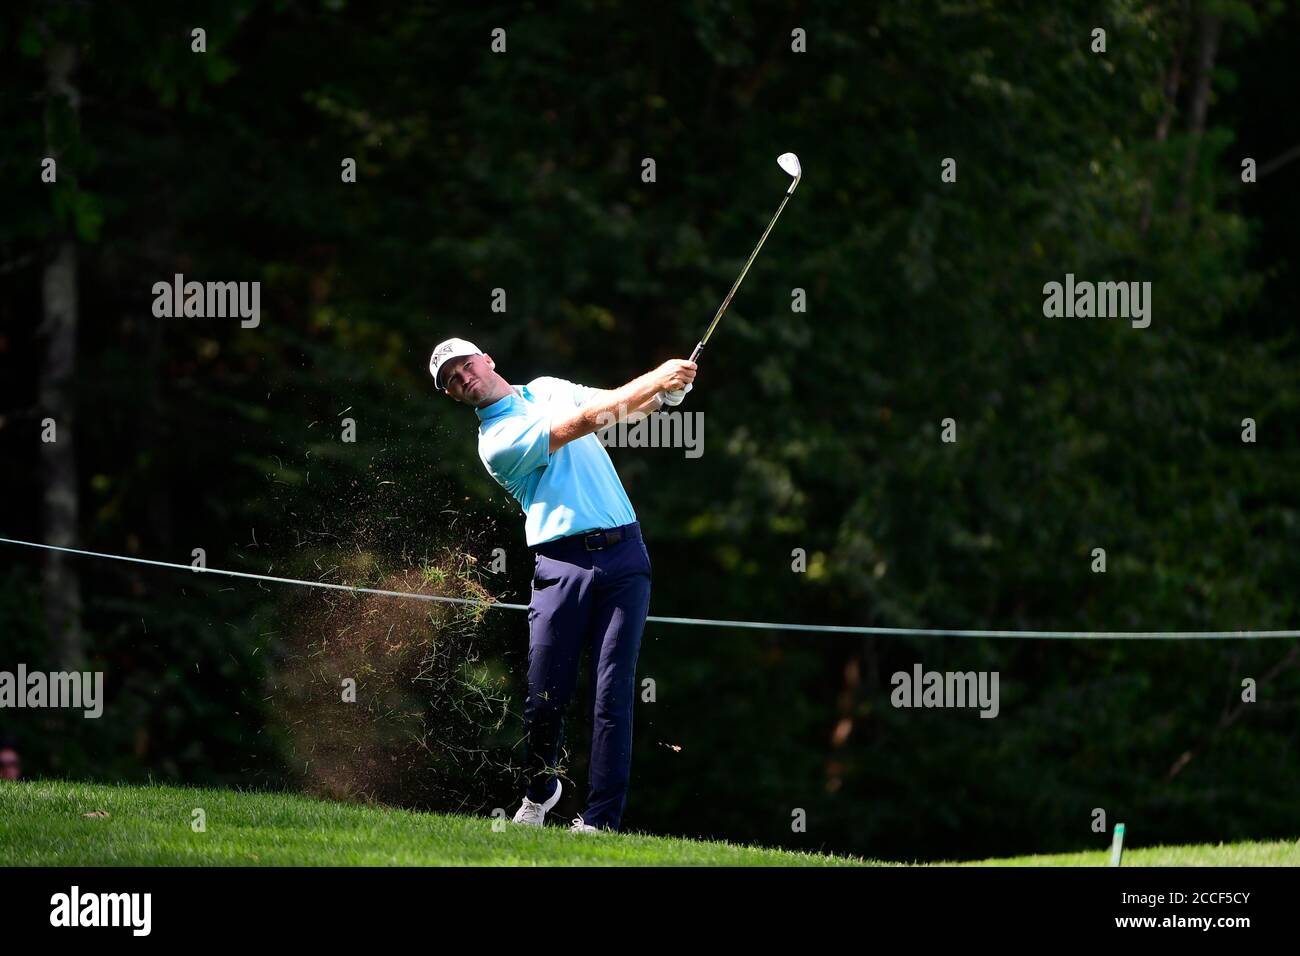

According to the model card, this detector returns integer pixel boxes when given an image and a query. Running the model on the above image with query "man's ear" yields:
[483,354,495,371]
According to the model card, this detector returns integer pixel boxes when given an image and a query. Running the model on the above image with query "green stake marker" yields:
[1109,823,1126,867]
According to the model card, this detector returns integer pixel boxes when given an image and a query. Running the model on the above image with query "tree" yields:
[39,36,83,670]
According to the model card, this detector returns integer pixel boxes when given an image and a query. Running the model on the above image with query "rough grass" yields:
[4,780,1298,866]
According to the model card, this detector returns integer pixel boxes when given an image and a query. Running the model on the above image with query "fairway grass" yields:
[2,780,1297,867]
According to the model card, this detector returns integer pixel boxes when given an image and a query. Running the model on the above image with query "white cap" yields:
[429,337,483,390]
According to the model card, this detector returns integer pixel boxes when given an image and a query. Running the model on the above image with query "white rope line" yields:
[0,536,528,610]
[3,535,1298,640]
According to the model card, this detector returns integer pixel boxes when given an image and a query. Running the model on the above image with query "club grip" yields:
[689,342,705,364]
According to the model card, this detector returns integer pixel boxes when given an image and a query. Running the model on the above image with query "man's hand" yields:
[654,359,698,408]
[654,359,698,394]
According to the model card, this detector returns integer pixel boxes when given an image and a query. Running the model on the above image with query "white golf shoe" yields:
[569,815,602,833]
[511,779,562,826]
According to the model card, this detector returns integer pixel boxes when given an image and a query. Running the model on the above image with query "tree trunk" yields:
[41,41,84,670]
[1139,0,1190,234]
[1174,9,1222,215]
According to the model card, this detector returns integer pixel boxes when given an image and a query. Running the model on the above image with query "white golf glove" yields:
[658,383,693,407]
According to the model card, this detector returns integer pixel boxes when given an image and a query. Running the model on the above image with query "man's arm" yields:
[582,390,664,417]
[549,359,696,454]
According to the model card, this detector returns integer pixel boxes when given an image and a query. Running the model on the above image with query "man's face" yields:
[0,748,19,781]
[442,353,496,405]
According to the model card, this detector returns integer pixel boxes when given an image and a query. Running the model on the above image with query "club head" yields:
[777,152,801,193]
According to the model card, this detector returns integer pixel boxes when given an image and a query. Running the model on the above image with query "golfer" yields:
[430,338,696,832]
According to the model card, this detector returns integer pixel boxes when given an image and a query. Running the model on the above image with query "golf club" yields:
[661,153,800,405]
[691,151,801,364]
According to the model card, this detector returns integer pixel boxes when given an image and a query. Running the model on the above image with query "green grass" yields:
[3,780,1298,866]
[0,780,868,866]
[957,840,1300,866]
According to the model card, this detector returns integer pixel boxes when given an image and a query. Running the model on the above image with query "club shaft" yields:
[694,187,797,359]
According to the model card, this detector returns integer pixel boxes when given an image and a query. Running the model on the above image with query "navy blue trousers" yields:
[523,521,651,830]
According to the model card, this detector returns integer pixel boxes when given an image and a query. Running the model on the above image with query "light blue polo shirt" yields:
[476,377,637,546]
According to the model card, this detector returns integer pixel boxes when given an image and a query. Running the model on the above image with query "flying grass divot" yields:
[271,546,516,811]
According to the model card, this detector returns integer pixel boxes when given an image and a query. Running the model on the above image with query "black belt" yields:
[536,523,636,555]
[578,528,625,551]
